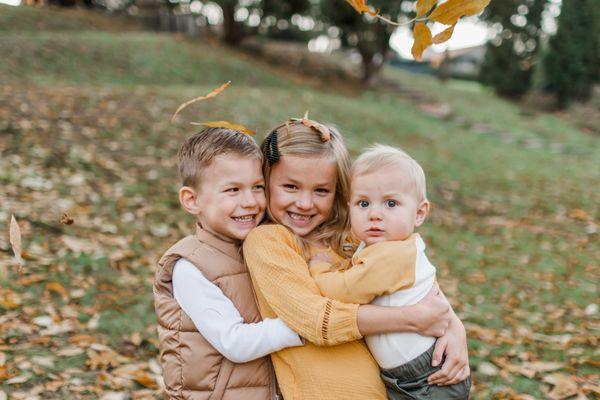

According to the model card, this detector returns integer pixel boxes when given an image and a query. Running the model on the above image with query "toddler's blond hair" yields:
[352,144,427,203]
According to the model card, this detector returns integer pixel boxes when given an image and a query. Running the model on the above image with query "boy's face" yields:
[192,154,266,241]
[350,167,428,246]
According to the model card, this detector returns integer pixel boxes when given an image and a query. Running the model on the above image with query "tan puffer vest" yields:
[154,225,276,400]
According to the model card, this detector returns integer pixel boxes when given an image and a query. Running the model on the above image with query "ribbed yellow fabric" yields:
[310,235,418,304]
[243,224,386,400]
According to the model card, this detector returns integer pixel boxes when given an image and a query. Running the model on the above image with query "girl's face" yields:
[268,155,337,239]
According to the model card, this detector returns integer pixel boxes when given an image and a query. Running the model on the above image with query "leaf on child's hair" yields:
[428,0,490,26]
[9,215,23,271]
[344,0,379,16]
[412,23,433,61]
[432,24,456,44]
[299,118,331,142]
[191,121,256,136]
[416,0,437,17]
[171,81,231,123]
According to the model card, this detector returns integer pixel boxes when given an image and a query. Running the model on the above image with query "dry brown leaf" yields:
[429,0,491,25]
[9,215,23,271]
[416,0,437,17]
[301,119,330,141]
[134,372,158,389]
[60,213,74,225]
[433,24,456,44]
[171,81,231,122]
[412,23,433,61]
[543,373,579,400]
[191,121,255,136]
[344,0,378,16]
[45,282,69,301]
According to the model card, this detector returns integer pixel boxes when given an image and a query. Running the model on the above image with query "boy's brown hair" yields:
[177,127,262,189]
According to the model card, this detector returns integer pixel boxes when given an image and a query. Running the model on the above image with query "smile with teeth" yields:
[288,212,312,222]
[232,215,256,223]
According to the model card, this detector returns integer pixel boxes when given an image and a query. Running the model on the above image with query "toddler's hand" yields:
[308,252,332,269]
[411,285,451,337]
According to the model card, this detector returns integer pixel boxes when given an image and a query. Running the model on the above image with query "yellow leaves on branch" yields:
[171,82,255,136]
[345,0,490,61]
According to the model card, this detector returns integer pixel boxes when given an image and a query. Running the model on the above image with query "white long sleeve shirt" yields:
[172,258,303,363]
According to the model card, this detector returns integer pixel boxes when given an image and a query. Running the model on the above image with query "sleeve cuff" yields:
[267,318,304,349]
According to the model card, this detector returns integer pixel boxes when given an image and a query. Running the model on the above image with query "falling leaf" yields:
[60,213,74,225]
[416,0,437,17]
[412,23,432,61]
[429,0,491,25]
[543,373,579,399]
[344,0,378,16]
[45,282,69,301]
[9,215,23,271]
[191,121,255,135]
[433,24,456,44]
[170,81,231,122]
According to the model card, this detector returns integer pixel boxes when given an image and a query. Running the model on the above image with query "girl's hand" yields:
[308,252,332,269]
[410,286,451,337]
[428,314,470,386]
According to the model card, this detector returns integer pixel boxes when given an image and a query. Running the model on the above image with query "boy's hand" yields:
[308,252,332,269]
[428,314,470,386]
[410,285,451,337]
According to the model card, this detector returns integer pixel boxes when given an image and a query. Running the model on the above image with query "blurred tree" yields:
[544,0,599,108]
[479,0,547,98]
[320,0,404,86]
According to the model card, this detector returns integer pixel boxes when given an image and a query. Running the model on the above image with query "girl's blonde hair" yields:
[261,120,351,258]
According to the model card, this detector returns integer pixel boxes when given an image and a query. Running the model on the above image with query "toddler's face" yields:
[350,168,425,246]
[194,154,266,241]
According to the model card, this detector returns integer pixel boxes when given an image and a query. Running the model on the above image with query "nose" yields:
[368,205,382,221]
[241,189,259,209]
[295,191,314,211]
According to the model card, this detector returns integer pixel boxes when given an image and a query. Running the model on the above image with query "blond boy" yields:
[309,144,470,399]
[154,128,301,399]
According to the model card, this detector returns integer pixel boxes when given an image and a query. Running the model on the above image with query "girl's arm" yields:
[243,225,451,346]
[173,258,303,363]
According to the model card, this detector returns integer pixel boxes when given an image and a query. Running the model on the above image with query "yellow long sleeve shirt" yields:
[243,224,386,400]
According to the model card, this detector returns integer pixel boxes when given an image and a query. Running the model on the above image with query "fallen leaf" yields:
[429,0,491,25]
[416,0,437,17]
[477,361,499,376]
[412,23,433,61]
[45,282,69,301]
[6,375,29,384]
[171,81,230,122]
[191,121,255,135]
[9,215,23,271]
[134,372,158,389]
[60,213,74,225]
[433,24,456,44]
[543,373,579,400]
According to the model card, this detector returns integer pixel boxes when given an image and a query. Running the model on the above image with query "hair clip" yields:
[264,130,280,166]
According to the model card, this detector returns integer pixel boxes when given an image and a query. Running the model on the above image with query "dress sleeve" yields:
[243,225,362,346]
[173,258,303,363]
[309,235,418,304]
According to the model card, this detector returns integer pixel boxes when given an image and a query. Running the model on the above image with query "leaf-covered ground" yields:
[1,5,598,399]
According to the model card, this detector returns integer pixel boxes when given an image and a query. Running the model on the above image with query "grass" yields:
[1,4,598,399]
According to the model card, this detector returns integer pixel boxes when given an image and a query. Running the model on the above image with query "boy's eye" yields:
[357,200,369,208]
[224,187,239,193]
[253,184,265,191]
[283,184,297,190]
[385,200,397,208]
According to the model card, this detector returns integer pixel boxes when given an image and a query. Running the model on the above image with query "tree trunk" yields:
[222,4,244,46]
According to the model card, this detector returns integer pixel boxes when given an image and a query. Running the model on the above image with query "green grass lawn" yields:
[1,4,598,399]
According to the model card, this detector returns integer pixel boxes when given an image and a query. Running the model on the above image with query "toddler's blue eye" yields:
[385,200,397,207]
[358,200,369,208]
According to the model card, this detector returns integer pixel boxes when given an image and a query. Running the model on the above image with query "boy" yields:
[309,144,470,399]
[154,128,302,400]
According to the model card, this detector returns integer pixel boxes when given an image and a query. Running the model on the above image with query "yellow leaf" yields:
[45,282,69,301]
[433,24,456,44]
[344,0,379,16]
[429,0,490,25]
[191,121,256,136]
[9,215,23,271]
[412,23,432,61]
[416,0,437,17]
[171,81,231,122]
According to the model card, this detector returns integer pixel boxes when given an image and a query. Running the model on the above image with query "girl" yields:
[243,119,468,400]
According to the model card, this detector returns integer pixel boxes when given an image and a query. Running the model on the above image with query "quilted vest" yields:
[154,225,276,400]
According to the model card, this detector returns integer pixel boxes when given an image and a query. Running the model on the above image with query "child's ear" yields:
[414,200,430,227]
[179,186,203,216]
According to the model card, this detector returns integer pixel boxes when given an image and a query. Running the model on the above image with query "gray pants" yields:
[381,344,471,400]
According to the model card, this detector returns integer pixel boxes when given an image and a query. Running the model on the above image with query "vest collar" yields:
[195,223,242,262]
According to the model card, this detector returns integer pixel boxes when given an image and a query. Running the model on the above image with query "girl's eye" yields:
[315,188,330,194]
[385,200,397,208]
[253,184,265,191]
[225,187,239,193]
[357,200,369,208]
[283,184,297,190]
